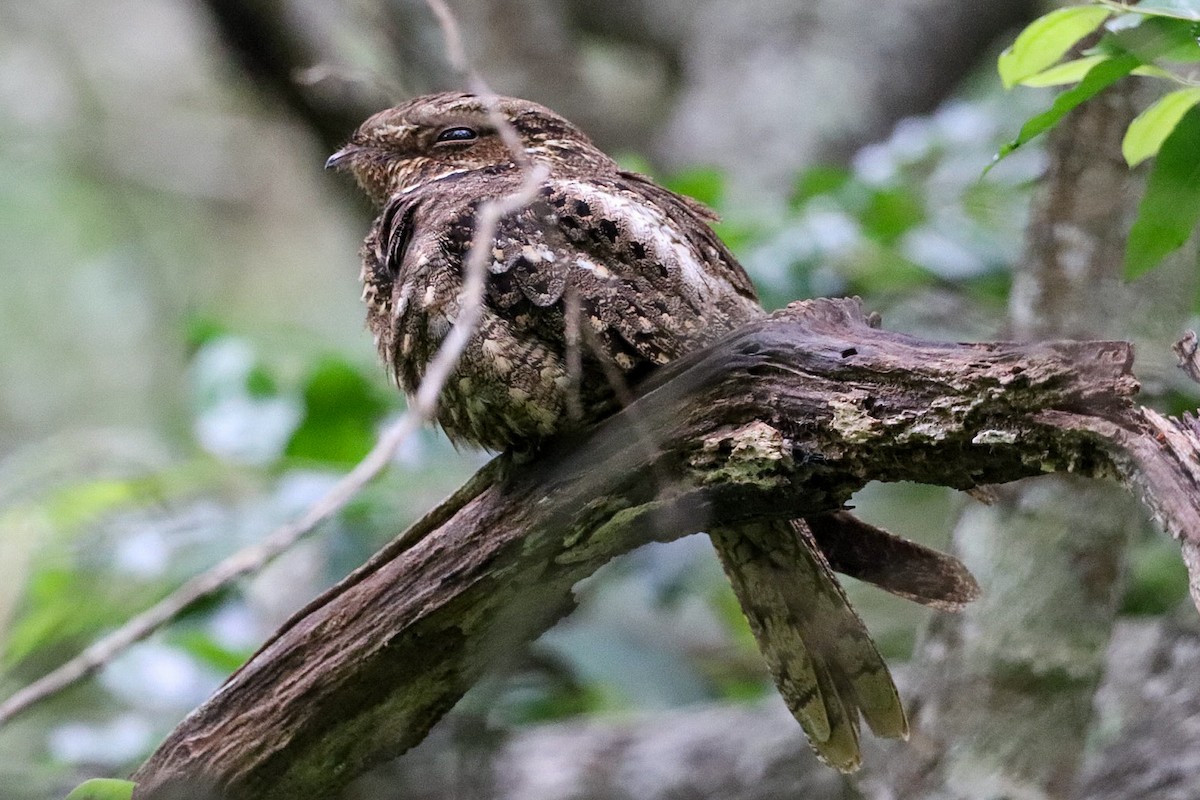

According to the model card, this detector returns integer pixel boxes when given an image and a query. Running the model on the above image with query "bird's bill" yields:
[325,146,360,170]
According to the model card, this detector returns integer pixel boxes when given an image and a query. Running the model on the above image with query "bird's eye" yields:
[435,126,478,144]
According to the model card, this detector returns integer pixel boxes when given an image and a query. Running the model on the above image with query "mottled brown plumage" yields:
[331,92,943,770]
[331,93,760,450]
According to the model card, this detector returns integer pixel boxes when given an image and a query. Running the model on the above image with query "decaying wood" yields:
[879,81,1147,800]
[129,298,1200,799]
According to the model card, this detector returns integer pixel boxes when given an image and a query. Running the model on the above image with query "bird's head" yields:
[326,92,614,205]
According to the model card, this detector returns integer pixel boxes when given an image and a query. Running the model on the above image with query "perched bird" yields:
[329,92,975,770]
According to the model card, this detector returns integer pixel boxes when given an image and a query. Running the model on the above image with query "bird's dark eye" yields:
[435,126,478,144]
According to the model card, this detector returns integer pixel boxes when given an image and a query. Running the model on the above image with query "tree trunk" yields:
[865,80,1194,800]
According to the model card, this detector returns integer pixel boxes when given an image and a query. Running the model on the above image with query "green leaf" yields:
[843,248,934,295]
[998,5,1113,88]
[994,53,1141,165]
[285,357,389,464]
[1128,0,1200,21]
[1132,63,1176,78]
[791,165,853,206]
[1018,54,1110,86]
[663,167,724,208]
[860,187,926,244]
[1126,105,1200,277]
[3,555,163,668]
[1123,87,1200,165]
[710,219,763,255]
[1163,39,1200,61]
[244,364,278,398]
[184,315,229,353]
[1121,538,1190,614]
[169,628,251,673]
[1102,14,1200,61]
[64,779,136,800]
[46,479,140,530]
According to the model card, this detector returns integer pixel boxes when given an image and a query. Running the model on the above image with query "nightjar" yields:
[329,92,955,770]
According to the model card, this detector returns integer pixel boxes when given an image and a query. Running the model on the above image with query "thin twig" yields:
[0,0,543,728]
[1174,330,1200,385]
[425,0,530,171]
[412,165,550,421]
[424,0,468,74]
[411,0,545,415]
[563,286,584,422]
[0,417,419,726]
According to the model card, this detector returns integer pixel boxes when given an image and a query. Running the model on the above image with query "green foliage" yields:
[63,780,136,800]
[189,333,399,467]
[662,166,725,208]
[768,142,1021,307]
[994,53,1141,162]
[1123,87,1200,165]
[1,477,176,670]
[1122,537,1191,614]
[997,5,1114,88]
[628,114,1027,313]
[183,315,230,354]
[1126,106,1200,277]
[996,1,1200,276]
[661,167,764,253]
[1017,54,1111,87]
[859,186,927,245]
[483,658,619,725]
[285,357,389,465]
[791,165,853,204]
[167,628,252,674]
[0,324,434,790]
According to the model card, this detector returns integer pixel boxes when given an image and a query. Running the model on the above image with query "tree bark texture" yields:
[128,298,1200,799]
[867,82,1148,800]
[871,74,1200,800]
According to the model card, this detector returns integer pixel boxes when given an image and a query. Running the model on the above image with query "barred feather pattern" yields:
[333,92,964,770]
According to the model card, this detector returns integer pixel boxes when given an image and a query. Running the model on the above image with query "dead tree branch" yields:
[129,298,1200,799]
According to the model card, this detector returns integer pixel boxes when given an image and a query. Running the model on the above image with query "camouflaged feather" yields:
[337,91,907,770]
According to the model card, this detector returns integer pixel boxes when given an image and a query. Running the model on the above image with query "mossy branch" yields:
[129,297,1200,799]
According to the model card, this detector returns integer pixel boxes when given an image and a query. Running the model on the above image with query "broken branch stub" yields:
[130,298,1200,800]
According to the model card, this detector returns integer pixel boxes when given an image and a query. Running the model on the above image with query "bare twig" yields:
[1174,330,1200,384]
[0,418,419,726]
[563,286,584,422]
[0,0,544,728]
[408,0,547,420]
[424,0,530,172]
[424,0,468,76]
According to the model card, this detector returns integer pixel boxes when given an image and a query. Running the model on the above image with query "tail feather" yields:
[807,511,980,611]
[710,519,907,771]
[740,569,831,743]
[791,519,908,740]
[810,655,862,772]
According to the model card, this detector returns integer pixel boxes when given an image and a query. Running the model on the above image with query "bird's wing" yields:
[483,175,762,373]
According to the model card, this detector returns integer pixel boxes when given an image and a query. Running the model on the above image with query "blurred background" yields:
[1,0,1197,798]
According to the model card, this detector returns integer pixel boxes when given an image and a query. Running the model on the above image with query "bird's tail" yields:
[709,519,909,772]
